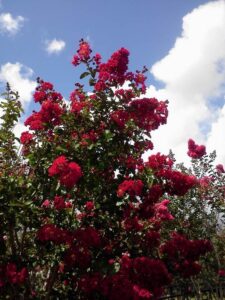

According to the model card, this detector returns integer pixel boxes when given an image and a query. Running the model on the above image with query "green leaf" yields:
[80,72,90,79]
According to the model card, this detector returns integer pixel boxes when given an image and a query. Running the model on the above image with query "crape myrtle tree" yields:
[164,143,225,297]
[0,40,213,299]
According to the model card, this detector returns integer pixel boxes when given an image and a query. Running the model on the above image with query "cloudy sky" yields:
[0,0,225,165]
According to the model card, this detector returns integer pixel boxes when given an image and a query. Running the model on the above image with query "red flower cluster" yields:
[63,245,91,269]
[78,273,102,296]
[216,164,225,174]
[110,109,130,129]
[146,153,173,171]
[63,227,101,269]
[69,89,92,115]
[99,256,171,299]
[72,40,92,66]
[20,131,33,145]
[147,153,197,196]
[95,48,130,91]
[78,41,91,60]
[71,101,89,114]
[0,263,27,286]
[74,226,101,248]
[48,156,82,188]
[131,257,171,292]
[133,72,147,92]
[154,199,174,221]
[162,170,197,196]
[54,195,66,210]
[144,230,161,249]
[85,201,95,211]
[199,176,212,189]
[161,232,213,277]
[25,99,63,130]
[115,88,135,103]
[33,80,62,104]
[117,179,144,197]
[129,98,168,131]
[218,269,225,277]
[111,98,168,132]
[37,224,72,244]
[139,185,163,219]
[187,139,206,159]
[5,263,28,285]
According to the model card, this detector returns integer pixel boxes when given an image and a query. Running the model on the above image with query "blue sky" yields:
[0,0,225,165]
[0,0,211,95]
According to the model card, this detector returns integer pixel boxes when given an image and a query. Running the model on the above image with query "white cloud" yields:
[206,103,225,163]
[0,12,25,35]
[45,39,66,54]
[0,62,36,106]
[149,0,225,165]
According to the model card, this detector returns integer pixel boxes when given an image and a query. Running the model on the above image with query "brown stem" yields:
[8,225,17,256]
[20,226,27,255]
[44,264,59,300]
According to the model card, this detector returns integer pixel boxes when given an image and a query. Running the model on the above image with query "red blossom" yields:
[64,245,91,269]
[24,100,63,130]
[94,80,106,92]
[133,285,152,299]
[199,176,213,188]
[158,169,197,196]
[37,224,72,244]
[70,89,86,102]
[187,139,206,159]
[74,227,101,248]
[40,81,53,91]
[216,164,225,174]
[129,98,168,131]
[54,195,66,210]
[146,153,173,171]
[24,112,44,130]
[94,53,102,65]
[110,109,130,128]
[48,156,82,189]
[132,257,171,291]
[33,90,46,103]
[155,199,174,221]
[160,232,212,278]
[117,179,144,197]
[78,273,101,295]
[115,88,135,103]
[48,155,68,176]
[77,41,91,61]
[95,47,130,89]
[39,99,63,125]
[6,263,28,285]
[20,131,33,145]
[85,201,95,211]
[144,230,161,249]
[218,269,225,277]
[72,55,80,66]
[33,80,62,104]
[71,101,88,114]
[42,199,50,208]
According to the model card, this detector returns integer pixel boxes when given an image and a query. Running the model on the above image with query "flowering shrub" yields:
[0,41,214,299]
[164,146,225,295]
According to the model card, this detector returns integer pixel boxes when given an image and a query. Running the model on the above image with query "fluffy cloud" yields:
[149,0,225,165]
[206,103,225,163]
[45,39,66,54]
[0,62,36,106]
[0,13,25,35]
